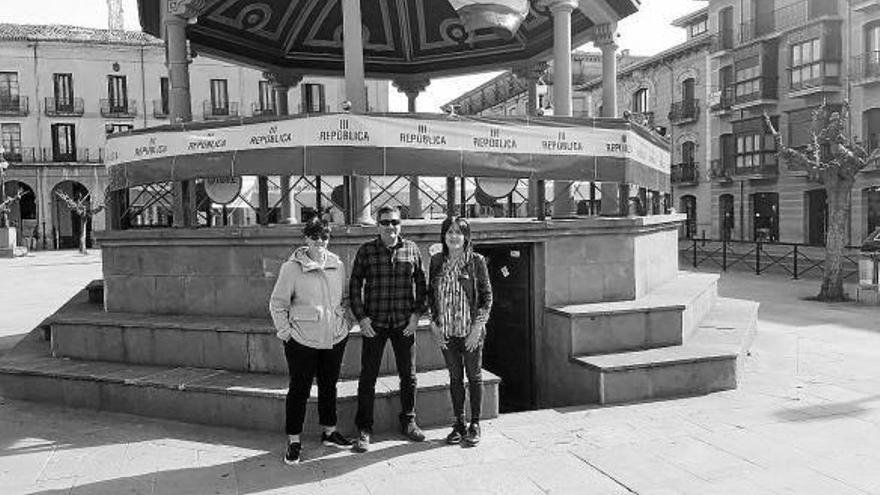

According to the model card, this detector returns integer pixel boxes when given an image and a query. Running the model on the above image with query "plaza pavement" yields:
[1,252,879,494]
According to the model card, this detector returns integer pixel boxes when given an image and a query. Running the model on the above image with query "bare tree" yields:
[765,101,880,301]
[0,189,28,228]
[54,191,105,254]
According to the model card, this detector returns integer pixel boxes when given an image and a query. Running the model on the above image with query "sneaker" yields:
[352,430,371,453]
[445,422,467,445]
[321,430,352,448]
[283,442,302,465]
[401,421,426,442]
[463,423,481,447]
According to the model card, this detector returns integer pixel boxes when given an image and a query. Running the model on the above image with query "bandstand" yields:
[0,0,757,433]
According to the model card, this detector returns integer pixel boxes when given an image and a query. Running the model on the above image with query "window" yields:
[106,123,133,135]
[789,38,838,89]
[735,132,777,170]
[681,141,696,164]
[681,195,697,239]
[51,123,76,162]
[689,19,707,38]
[1,123,22,157]
[865,108,880,151]
[160,77,170,115]
[867,22,880,78]
[302,83,325,113]
[107,75,128,111]
[682,78,695,102]
[735,57,762,98]
[53,73,74,109]
[0,72,20,109]
[632,88,649,113]
[210,79,229,113]
[258,80,274,112]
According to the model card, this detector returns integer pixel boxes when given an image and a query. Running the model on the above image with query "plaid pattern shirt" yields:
[349,236,427,329]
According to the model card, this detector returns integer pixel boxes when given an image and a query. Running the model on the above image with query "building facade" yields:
[578,8,712,238]
[0,24,389,249]
[706,0,880,246]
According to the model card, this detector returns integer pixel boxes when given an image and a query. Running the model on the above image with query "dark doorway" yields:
[720,194,735,241]
[473,243,534,413]
[680,195,697,239]
[752,192,778,242]
[806,188,827,246]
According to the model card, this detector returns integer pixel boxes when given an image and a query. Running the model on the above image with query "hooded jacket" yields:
[268,247,351,349]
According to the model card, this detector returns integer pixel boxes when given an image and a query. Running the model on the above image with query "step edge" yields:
[572,350,737,372]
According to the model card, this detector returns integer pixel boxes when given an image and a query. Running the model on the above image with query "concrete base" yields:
[0,227,15,258]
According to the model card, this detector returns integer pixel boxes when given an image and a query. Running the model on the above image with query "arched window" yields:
[632,88,649,113]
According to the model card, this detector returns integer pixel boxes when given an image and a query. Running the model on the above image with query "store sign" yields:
[204,176,242,204]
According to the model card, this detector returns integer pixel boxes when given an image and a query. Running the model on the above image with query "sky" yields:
[1,0,707,112]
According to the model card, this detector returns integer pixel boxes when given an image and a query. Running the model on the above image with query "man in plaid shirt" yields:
[350,205,427,452]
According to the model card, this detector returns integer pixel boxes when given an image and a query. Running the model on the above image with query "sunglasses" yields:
[378,219,401,227]
[308,233,330,241]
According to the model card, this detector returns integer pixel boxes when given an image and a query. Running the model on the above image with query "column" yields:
[393,77,431,219]
[342,0,371,224]
[594,22,627,216]
[164,0,204,227]
[513,62,548,219]
[541,0,579,219]
[264,71,303,224]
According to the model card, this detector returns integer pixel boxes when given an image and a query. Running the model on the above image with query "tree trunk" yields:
[818,174,852,301]
[78,216,88,255]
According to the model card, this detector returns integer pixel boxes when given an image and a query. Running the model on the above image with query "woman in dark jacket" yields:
[427,216,493,447]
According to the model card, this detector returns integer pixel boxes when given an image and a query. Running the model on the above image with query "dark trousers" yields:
[355,323,417,432]
[283,337,348,436]
[441,337,483,423]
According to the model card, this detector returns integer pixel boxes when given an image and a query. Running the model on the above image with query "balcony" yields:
[251,102,276,117]
[203,101,240,120]
[626,111,654,128]
[100,99,137,118]
[732,163,778,178]
[709,87,735,114]
[0,147,103,164]
[739,0,839,45]
[0,96,29,116]
[44,97,84,117]
[669,100,700,125]
[710,29,734,53]
[672,162,700,185]
[787,61,842,96]
[731,78,778,109]
[851,51,880,86]
[711,159,733,182]
[152,99,169,118]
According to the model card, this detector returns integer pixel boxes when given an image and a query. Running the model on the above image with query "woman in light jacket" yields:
[427,216,493,447]
[269,217,352,465]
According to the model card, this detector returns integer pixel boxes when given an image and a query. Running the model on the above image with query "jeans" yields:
[442,337,483,423]
[355,323,417,432]
[283,337,348,435]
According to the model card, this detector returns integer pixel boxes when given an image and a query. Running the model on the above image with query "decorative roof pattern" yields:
[0,23,162,46]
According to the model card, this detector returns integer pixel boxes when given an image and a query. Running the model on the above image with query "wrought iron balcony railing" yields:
[152,99,170,118]
[203,101,240,119]
[851,51,880,84]
[669,100,699,124]
[252,102,276,117]
[0,96,29,116]
[100,99,137,118]
[626,111,654,128]
[0,147,105,164]
[44,97,85,117]
[672,162,700,184]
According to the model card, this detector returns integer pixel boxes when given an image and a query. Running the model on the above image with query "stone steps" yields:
[0,329,499,434]
[49,301,447,379]
[571,297,758,404]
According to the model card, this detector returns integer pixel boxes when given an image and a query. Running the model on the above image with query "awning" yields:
[105,113,670,192]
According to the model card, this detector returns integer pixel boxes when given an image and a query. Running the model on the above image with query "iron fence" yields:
[680,237,860,280]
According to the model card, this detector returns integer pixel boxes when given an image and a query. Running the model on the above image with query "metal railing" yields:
[628,111,654,128]
[203,101,240,119]
[0,96,29,116]
[669,99,699,124]
[739,0,839,44]
[251,102,276,117]
[44,97,85,117]
[851,51,880,83]
[681,237,859,281]
[100,99,138,118]
[672,162,699,184]
[152,99,169,118]
[1,147,104,163]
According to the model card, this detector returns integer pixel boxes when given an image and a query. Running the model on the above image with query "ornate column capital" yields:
[591,22,619,49]
[512,61,549,82]
[262,71,304,89]
[537,0,579,14]
[392,76,431,99]
[166,0,208,19]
